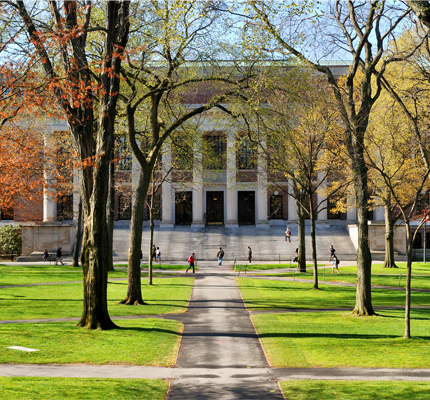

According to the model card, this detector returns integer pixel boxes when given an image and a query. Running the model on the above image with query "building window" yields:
[413,232,422,249]
[118,195,131,220]
[117,138,132,171]
[238,137,255,169]
[205,134,226,169]
[1,204,14,220]
[270,195,283,219]
[147,194,161,220]
[57,195,74,221]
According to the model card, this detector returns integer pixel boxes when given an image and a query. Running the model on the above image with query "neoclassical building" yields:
[0,62,414,257]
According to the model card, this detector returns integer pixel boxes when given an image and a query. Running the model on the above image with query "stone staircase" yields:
[113,224,360,262]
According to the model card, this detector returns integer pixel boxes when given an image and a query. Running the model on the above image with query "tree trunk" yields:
[404,222,412,339]
[383,201,398,268]
[294,186,306,273]
[351,152,375,316]
[106,154,115,272]
[148,206,154,286]
[77,147,119,330]
[121,168,149,305]
[309,195,318,289]
[72,200,82,268]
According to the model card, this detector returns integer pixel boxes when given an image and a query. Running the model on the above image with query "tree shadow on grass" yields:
[119,326,182,335]
[259,332,418,340]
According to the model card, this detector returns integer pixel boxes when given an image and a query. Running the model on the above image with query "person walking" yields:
[247,246,252,263]
[332,255,340,274]
[285,227,291,243]
[186,252,195,273]
[151,244,156,262]
[42,249,49,262]
[156,247,162,263]
[56,247,64,265]
[293,248,298,263]
[140,249,143,270]
[329,245,336,261]
[216,247,224,265]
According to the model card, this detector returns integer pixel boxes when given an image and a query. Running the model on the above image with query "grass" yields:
[237,277,430,311]
[235,263,322,271]
[258,262,430,290]
[114,263,191,271]
[253,309,430,368]
[0,277,193,320]
[280,380,430,400]
[0,264,128,286]
[0,319,182,365]
[0,377,169,399]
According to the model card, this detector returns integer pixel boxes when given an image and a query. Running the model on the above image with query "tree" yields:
[6,0,131,329]
[365,101,430,338]
[246,68,348,287]
[118,1,251,305]
[247,0,410,315]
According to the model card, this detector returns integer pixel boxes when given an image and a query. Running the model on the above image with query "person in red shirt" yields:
[186,253,195,273]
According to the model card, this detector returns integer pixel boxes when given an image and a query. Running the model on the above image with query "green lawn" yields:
[0,319,182,365]
[0,377,169,399]
[253,309,430,368]
[237,277,430,311]
[0,277,193,320]
[280,380,430,400]
[259,263,430,290]
[0,264,129,286]
[234,263,321,271]
[115,263,191,271]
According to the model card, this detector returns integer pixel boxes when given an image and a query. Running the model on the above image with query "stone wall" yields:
[21,223,76,255]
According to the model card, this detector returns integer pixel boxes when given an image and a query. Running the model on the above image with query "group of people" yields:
[42,248,64,265]
[186,246,253,273]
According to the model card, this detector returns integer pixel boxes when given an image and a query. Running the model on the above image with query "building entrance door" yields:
[206,191,224,225]
[238,191,255,225]
[175,192,192,225]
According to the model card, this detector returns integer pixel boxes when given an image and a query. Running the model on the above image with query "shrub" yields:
[0,224,22,256]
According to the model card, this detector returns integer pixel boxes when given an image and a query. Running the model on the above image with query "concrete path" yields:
[167,264,284,399]
[3,364,430,382]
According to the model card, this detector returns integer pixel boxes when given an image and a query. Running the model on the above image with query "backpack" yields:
[188,256,193,263]
[220,250,224,257]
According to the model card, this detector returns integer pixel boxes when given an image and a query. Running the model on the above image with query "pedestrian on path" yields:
[56,247,64,265]
[285,227,291,243]
[329,245,336,261]
[42,249,49,262]
[332,255,340,274]
[186,253,195,273]
[217,247,224,265]
[151,244,156,262]
[247,246,252,263]
[140,249,143,270]
[156,247,162,263]
[293,248,298,263]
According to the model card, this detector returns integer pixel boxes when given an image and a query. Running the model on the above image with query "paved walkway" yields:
[1,261,430,399]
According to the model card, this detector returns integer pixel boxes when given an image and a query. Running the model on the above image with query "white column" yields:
[257,142,269,227]
[225,132,238,227]
[374,206,385,221]
[318,173,328,221]
[288,179,298,222]
[43,131,57,222]
[192,140,204,228]
[161,142,174,228]
[347,201,357,220]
